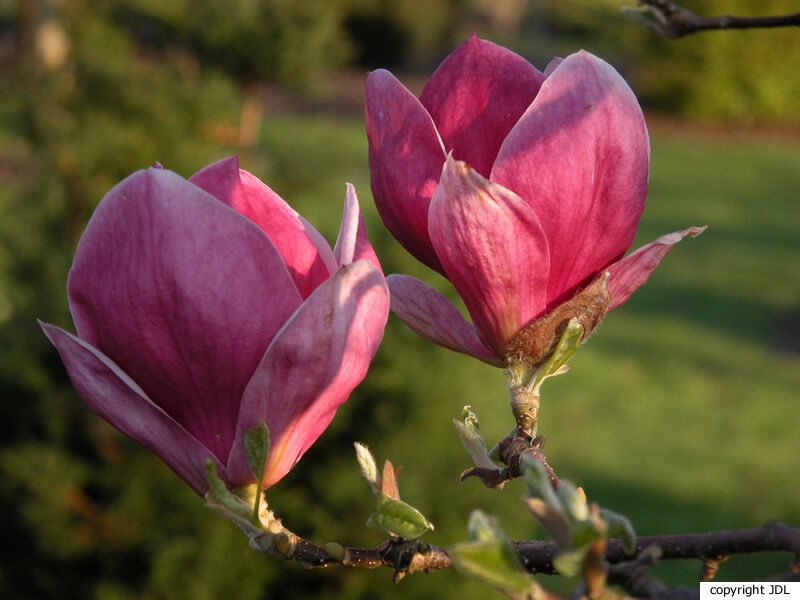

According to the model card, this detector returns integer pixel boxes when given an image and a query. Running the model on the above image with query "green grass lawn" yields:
[245,113,800,593]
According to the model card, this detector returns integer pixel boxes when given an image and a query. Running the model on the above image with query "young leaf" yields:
[467,509,502,542]
[204,459,254,523]
[354,442,380,495]
[244,420,270,519]
[531,317,583,392]
[450,510,532,592]
[366,492,433,539]
[521,454,562,511]
[552,547,587,577]
[556,479,589,522]
[244,420,270,483]
[453,405,496,470]
[600,508,637,554]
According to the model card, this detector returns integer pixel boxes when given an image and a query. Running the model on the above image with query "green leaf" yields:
[556,480,589,523]
[531,318,583,392]
[451,510,532,592]
[552,548,587,577]
[450,539,533,592]
[366,492,433,539]
[600,508,637,554]
[525,497,572,549]
[570,520,602,550]
[244,420,270,519]
[204,459,254,523]
[521,455,562,512]
[244,420,270,484]
[467,509,503,542]
[453,406,496,470]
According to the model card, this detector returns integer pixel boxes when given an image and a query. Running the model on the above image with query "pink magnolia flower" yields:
[366,35,703,366]
[40,157,389,495]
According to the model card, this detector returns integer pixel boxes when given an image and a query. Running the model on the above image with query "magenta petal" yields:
[429,158,551,355]
[491,51,650,310]
[190,157,335,298]
[386,274,503,366]
[68,167,302,462]
[420,34,545,178]
[40,322,227,496]
[366,69,447,274]
[543,57,563,77]
[334,184,382,273]
[606,226,706,311]
[227,260,389,488]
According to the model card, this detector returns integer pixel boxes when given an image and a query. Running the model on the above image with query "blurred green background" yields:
[1,0,799,598]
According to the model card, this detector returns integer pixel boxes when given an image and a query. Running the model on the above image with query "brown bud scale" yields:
[505,272,611,368]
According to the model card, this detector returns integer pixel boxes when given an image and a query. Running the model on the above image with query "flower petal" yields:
[491,51,650,310]
[40,322,226,496]
[228,260,389,488]
[429,158,550,355]
[190,157,336,298]
[386,274,503,366]
[419,34,545,178]
[334,184,382,273]
[606,226,706,311]
[68,167,302,462]
[366,69,447,274]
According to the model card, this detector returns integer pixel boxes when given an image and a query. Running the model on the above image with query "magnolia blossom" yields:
[366,35,703,366]
[41,157,389,495]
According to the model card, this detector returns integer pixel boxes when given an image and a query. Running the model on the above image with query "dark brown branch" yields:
[267,519,800,594]
[460,434,560,490]
[630,1,800,38]
[513,521,800,575]
[282,535,453,581]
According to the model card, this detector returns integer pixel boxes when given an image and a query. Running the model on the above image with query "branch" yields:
[265,533,453,582]
[256,517,800,587]
[513,521,800,575]
[626,1,800,38]
[461,434,560,490]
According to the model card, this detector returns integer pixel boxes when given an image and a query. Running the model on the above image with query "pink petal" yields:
[68,167,302,463]
[491,51,650,311]
[544,57,563,77]
[40,322,227,496]
[420,34,545,178]
[366,69,447,274]
[386,274,503,366]
[190,157,336,298]
[429,157,551,355]
[606,226,706,310]
[227,260,389,488]
[334,184,382,273]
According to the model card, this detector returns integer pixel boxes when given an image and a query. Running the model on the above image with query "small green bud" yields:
[325,542,346,561]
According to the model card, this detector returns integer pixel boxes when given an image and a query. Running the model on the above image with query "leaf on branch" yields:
[244,420,270,518]
[453,405,497,470]
[244,420,270,484]
[530,317,583,393]
[600,508,637,555]
[366,492,434,539]
[204,459,255,524]
[450,510,533,592]
[525,497,572,549]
